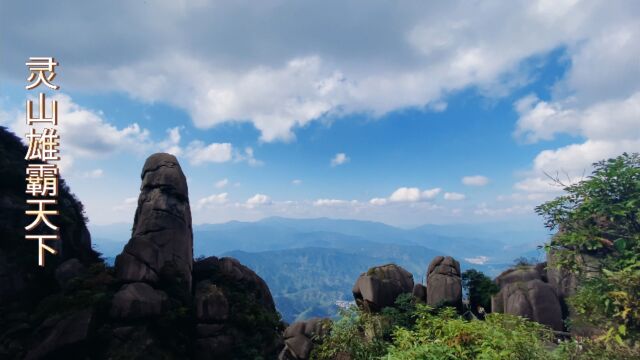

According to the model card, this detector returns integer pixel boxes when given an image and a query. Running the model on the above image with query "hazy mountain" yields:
[91,217,551,322]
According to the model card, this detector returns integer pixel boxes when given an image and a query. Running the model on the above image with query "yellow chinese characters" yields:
[24,57,61,266]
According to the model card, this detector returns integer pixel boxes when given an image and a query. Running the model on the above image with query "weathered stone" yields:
[55,258,85,288]
[195,280,229,322]
[412,283,427,302]
[115,153,193,290]
[492,267,564,331]
[110,282,167,319]
[194,256,276,311]
[196,324,225,338]
[195,335,234,360]
[25,309,92,360]
[280,318,329,360]
[426,256,462,309]
[352,264,414,312]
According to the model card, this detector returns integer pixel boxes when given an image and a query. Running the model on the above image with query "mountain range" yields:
[90,217,550,322]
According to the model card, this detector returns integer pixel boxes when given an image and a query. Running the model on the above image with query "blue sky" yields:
[1,1,638,226]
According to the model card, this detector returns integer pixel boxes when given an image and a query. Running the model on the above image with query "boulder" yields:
[195,280,229,322]
[279,318,329,360]
[55,258,85,288]
[492,266,564,331]
[194,256,276,311]
[195,335,234,360]
[426,256,462,309]
[25,309,92,360]
[115,153,193,290]
[110,282,167,319]
[352,264,414,312]
[412,283,427,302]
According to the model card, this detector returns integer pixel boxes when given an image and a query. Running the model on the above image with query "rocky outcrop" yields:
[115,153,193,291]
[491,265,564,331]
[0,127,99,307]
[0,144,284,359]
[352,264,414,312]
[279,318,329,360]
[426,256,462,309]
[110,282,168,319]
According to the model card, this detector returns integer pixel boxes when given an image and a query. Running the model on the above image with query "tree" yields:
[461,269,498,317]
[536,153,640,345]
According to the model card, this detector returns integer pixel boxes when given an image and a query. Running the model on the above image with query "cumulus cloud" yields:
[330,153,349,167]
[185,141,233,165]
[7,1,636,142]
[314,199,356,206]
[371,187,441,205]
[246,194,272,208]
[462,175,489,186]
[81,169,104,179]
[443,192,466,201]
[197,193,229,209]
[465,256,489,265]
[215,178,229,189]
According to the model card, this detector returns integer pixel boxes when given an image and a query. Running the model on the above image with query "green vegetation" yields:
[461,269,498,316]
[311,296,639,359]
[536,153,640,347]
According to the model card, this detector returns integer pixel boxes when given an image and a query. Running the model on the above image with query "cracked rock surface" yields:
[115,153,193,290]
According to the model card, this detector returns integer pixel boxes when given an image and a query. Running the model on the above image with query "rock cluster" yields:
[0,147,283,359]
[352,263,414,312]
[491,264,564,331]
[411,256,463,310]
[279,318,329,360]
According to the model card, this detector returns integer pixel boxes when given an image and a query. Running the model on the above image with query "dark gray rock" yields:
[492,266,564,331]
[279,318,329,360]
[115,153,193,290]
[426,256,462,309]
[352,264,414,312]
[195,280,229,322]
[195,335,234,360]
[412,283,427,302]
[25,309,92,360]
[55,258,85,288]
[110,282,167,319]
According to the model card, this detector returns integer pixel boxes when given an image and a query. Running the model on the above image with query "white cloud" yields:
[81,169,104,179]
[235,147,263,166]
[197,193,229,209]
[369,198,388,206]
[160,127,182,156]
[292,179,302,185]
[465,256,489,265]
[9,94,152,162]
[113,196,138,212]
[246,194,272,208]
[462,175,489,186]
[185,141,233,165]
[314,199,355,207]
[331,153,349,167]
[443,192,466,201]
[215,178,229,189]
[371,187,441,205]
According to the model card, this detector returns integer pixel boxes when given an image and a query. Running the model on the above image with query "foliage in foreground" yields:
[311,295,640,359]
[536,153,640,346]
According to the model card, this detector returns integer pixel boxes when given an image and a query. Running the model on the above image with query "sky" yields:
[1,0,639,227]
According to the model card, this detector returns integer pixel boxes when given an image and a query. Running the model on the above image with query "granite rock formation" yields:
[0,140,283,360]
[115,153,193,291]
[352,263,414,312]
[279,318,329,360]
[491,265,564,331]
[425,256,462,309]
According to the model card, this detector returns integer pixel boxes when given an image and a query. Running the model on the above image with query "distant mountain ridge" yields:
[91,217,549,322]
